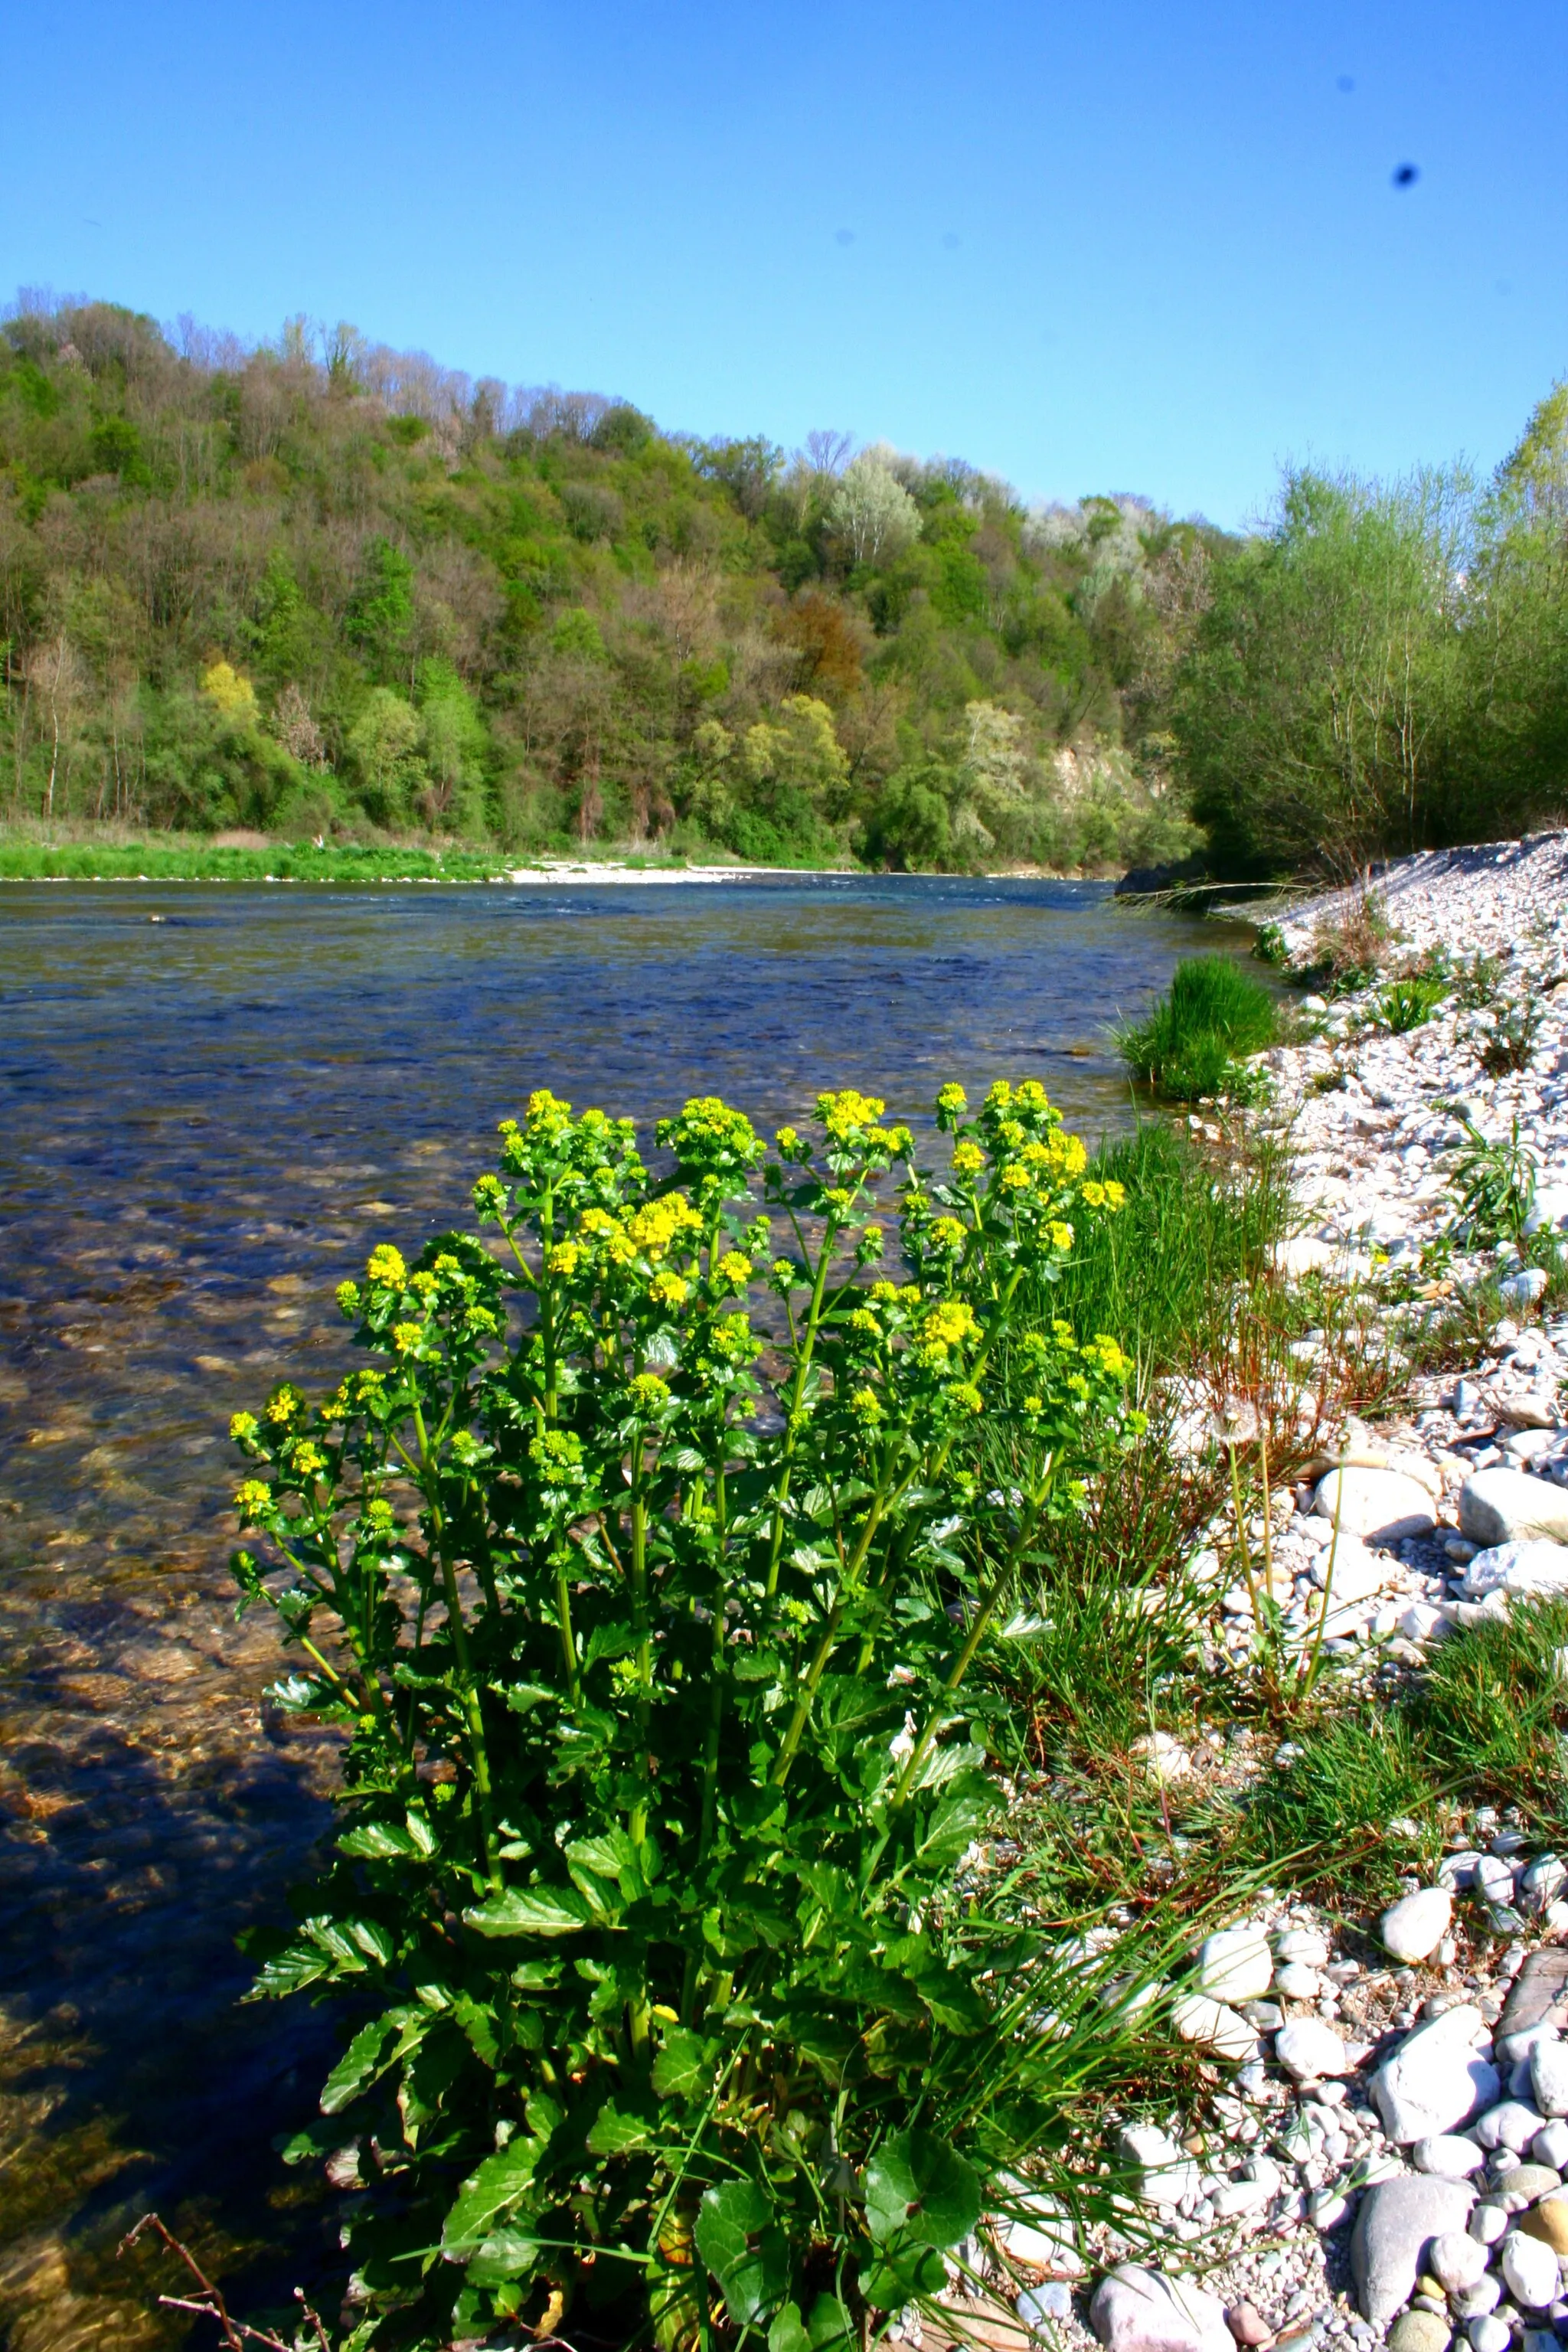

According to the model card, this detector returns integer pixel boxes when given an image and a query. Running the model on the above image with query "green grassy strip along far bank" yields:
[0,835,524,883]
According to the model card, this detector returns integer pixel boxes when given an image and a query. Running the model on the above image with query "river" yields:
[0,874,1239,2350]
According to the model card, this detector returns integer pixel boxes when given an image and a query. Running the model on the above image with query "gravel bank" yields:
[948,835,1568,2352]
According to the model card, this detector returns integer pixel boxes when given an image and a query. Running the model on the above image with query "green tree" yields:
[346,688,425,825]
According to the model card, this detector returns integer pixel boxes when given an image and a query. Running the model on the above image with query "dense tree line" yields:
[1172,389,1568,876]
[0,295,1214,871]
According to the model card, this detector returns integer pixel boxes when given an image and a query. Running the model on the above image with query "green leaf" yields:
[492,1681,559,1716]
[338,1821,417,1859]
[652,2025,714,2100]
[694,2178,788,2328]
[320,2015,399,2114]
[769,2303,811,2352]
[462,1885,596,1937]
[860,2246,948,2308]
[466,2228,540,2287]
[806,2295,857,2350]
[443,2140,543,2251]
[585,2097,655,2155]
[864,2129,981,2249]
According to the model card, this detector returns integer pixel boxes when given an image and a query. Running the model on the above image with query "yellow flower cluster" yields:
[936,1084,968,1117]
[529,1427,583,1472]
[818,1088,884,1139]
[234,1479,273,1522]
[548,1240,582,1276]
[1082,1334,1132,1380]
[391,1322,423,1354]
[626,1193,704,1259]
[365,1244,407,1290]
[292,1441,326,1478]
[229,1410,259,1442]
[630,1372,671,1413]
[1047,1220,1074,1251]
[335,1279,361,1318]
[649,1271,688,1308]
[946,1381,984,1415]
[952,1142,985,1178]
[849,1385,882,1421]
[266,1385,304,1426]
[923,1301,978,1351]
[1080,1178,1126,1210]
[717,1251,752,1287]
[525,1089,573,1137]
[364,1498,395,1532]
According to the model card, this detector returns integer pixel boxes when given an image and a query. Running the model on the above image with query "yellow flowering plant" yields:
[224,1080,1141,2352]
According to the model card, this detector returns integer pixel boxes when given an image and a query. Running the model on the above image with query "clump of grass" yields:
[1480,996,1541,1076]
[0,836,518,884]
[1250,1713,1444,1900]
[1413,1598,1568,1831]
[1044,1119,1291,1372]
[1378,973,1449,1034]
[1119,956,1280,1106]
[1302,890,1393,995]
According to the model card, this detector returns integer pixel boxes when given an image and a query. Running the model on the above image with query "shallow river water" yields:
[0,874,1237,2350]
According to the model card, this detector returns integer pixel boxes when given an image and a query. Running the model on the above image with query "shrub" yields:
[226,1080,1147,2350]
[1119,956,1279,1102]
[1377,973,1449,1034]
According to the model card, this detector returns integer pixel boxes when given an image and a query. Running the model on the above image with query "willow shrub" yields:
[227,1080,1145,2352]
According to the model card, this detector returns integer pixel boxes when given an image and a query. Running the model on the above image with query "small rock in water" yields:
[1382,1887,1454,1962]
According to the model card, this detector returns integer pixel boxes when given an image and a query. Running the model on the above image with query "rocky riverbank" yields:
[961,835,1568,2352]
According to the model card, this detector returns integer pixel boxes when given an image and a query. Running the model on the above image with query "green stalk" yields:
[412,1394,500,1886]
[762,1210,843,1600]
[888,1484,1047,1809]
[553,1546,582,1707]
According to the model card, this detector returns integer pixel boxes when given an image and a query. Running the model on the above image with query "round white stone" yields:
[1501,2230,1562,2310]
[1382,1887,1454,1963]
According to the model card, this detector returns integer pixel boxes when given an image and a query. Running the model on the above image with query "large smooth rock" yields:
[1429,2231,1490,2295]
[1500,2229,1561,2310]
[1472,2100,1546,2153]
[1387,2315,1451,2352]
[1373,2006,1501,2145]
[1315,1465,1439,1543]
[1351,2174,1478,2323]
[1118,2122,1200,2208]
[1414,2135,1488,2178]
[1533,2040,1568,2118]
[1195,1926,1274,2004]
[1382,1888,1454,1963]
[1461,1469,1568,1549]
[1276,2017,1350,2082]
[1462,1540,1568,1599]
[1170,1994,1259,2061]
[1089,2267,1233,2352]
[1521,2194,1568,2256]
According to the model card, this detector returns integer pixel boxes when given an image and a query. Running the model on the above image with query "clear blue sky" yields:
[3,0,1563,529]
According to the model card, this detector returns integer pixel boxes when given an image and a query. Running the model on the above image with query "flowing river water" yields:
[0,874,1241,2350]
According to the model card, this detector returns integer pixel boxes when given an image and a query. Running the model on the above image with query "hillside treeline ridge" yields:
[3,290,1567,877]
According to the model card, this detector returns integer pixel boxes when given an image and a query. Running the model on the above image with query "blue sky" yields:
[3,0,1563,528]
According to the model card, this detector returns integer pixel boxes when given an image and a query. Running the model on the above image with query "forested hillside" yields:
[0,295,1214,871]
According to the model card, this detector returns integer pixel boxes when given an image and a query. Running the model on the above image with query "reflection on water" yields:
[0,874,1236,2345]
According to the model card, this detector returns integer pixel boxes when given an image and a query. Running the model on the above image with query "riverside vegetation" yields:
[9,290,1568,882]
[190,910,1568,2352]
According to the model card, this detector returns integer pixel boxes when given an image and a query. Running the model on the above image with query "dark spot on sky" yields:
[835,228,855,247]
[1392,162,1419,188]
[1337,74,1354,93]
[941,231,961,250]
